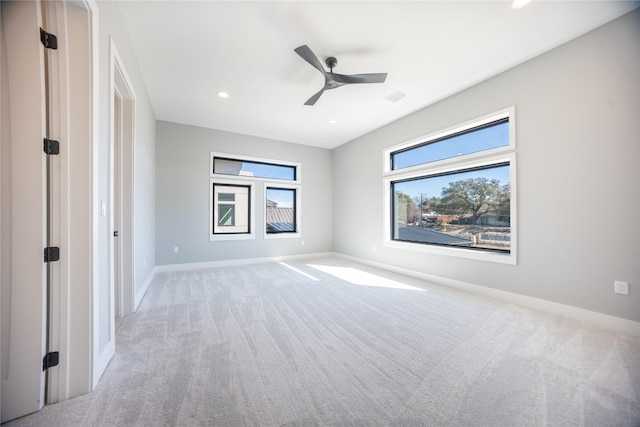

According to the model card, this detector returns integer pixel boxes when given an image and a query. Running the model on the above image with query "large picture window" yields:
[384,108,516,264]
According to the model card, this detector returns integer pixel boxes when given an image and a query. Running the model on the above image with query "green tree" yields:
[395,191,420,224]
[439,178,506,225]
[495,183,510,225]
[427,196,441,214]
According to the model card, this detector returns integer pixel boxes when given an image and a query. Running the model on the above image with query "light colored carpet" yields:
[7,256,640,426]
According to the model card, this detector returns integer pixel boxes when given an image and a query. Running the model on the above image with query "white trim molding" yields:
[154,252,334,273]
[134,268,155,310]
[335,253,640,337]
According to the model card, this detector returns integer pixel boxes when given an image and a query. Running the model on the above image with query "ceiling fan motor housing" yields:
[325,56,337,70]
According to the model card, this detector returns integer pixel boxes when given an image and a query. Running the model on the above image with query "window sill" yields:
[384,239,517,265]
[264,232,301,240]
[210,233,255,242]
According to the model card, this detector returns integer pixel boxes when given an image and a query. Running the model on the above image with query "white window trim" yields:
[209,152,303,242]
[263,183,302,240]
[382,107,517,265]
[209,178,255,241]
[210,151,302,184]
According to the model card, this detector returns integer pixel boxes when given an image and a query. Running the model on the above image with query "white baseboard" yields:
[335,253,640,337]
[92,339,115,389]
[146,251,639,336]
[153,252,335,273]
[134,269,156,310]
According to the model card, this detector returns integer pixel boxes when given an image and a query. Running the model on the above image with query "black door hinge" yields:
[39,28,58,50]
[44,247,60,263]
[43,138,60,155]
[43,351,59,371]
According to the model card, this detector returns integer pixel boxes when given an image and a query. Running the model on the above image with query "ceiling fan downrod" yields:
[325,56,337,72]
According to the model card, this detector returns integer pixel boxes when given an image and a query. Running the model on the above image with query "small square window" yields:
[266,187,296,233]
[212,184,250,235]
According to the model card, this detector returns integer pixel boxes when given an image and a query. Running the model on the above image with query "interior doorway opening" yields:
[110,43,135,332]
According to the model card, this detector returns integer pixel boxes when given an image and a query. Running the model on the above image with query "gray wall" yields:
[332,10,640,322]
[155,121,333,265]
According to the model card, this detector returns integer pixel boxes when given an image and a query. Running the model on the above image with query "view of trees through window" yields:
[392,163,510,252]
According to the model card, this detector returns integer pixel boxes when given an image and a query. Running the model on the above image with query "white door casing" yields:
[113,90,122,320]
[111,41,135,320]
[93,39,135,386]
[45,0,96,400]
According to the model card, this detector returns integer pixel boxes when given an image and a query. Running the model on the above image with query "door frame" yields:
[103,39,135,365]
[44,0,98,402]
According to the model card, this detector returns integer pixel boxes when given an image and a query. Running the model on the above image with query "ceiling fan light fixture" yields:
[512,0,533,9]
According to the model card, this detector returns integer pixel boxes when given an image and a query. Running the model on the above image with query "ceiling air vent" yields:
[385,91,407,103]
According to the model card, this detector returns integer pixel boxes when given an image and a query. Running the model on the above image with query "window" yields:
[391,118,509,170]
[213,157,296,181]
[210,182,254,241]
[266,187,297,234]
[384,108,516,264]
[210,152,301,241]
[212,184,250,234]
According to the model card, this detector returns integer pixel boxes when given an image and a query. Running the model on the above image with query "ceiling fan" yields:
[294,44,388,106]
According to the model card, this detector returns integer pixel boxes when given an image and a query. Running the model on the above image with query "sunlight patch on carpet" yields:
[307,264,426,292]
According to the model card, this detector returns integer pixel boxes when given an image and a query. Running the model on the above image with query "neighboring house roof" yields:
[396,225,473,246]
[266,200,294,232]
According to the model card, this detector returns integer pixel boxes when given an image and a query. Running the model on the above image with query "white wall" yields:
[332,10,640,322]
[155,121,333,266]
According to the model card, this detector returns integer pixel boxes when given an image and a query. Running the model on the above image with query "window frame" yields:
[210,152,301,183]
[382,107,517,265]
[264,183,301,240]
[210,152,302,242]
[210,179,255,241]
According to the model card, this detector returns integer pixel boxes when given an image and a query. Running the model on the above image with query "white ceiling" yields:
[117,1,638,150]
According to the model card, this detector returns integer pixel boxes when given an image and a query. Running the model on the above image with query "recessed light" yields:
[217,91,229,98]
[512,0,533,9]
[328,119,337,124]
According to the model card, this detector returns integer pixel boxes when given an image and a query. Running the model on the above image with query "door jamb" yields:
[95,39,135,387]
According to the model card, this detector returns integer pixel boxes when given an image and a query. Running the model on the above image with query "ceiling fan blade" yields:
[304,87,325,106]
[331,72,387,85]
[294,45,326,75]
